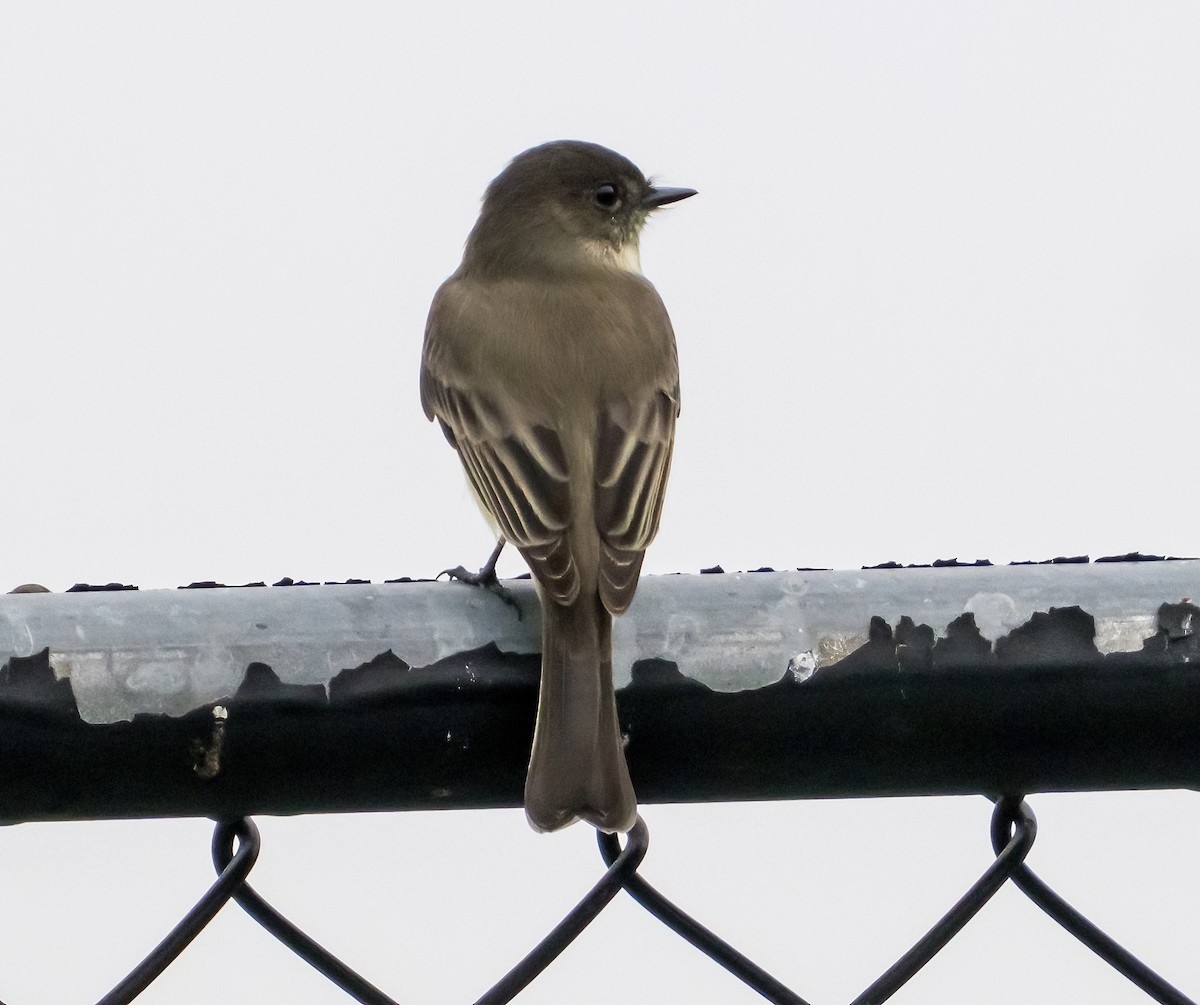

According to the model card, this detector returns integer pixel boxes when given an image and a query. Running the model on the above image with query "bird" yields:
[420,140,694,832]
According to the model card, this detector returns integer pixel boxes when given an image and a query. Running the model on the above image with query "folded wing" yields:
[421,316,579,605]
[594,385,678,614]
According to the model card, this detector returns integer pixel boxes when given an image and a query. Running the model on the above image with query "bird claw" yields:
[438,564,522,618]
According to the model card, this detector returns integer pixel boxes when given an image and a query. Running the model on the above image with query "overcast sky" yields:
[2,3,1198,1003]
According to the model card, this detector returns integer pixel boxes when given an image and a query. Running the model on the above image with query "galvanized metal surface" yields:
[3,562,1196,723]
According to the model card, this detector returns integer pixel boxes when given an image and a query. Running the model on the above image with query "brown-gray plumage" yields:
[420,140,693,832]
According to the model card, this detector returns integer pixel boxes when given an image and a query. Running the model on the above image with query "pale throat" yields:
[584,237,642,274]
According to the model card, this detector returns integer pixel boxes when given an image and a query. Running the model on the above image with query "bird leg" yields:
[439,537,520,615]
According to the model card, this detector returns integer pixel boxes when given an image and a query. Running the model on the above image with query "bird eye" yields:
[593,183,620,209]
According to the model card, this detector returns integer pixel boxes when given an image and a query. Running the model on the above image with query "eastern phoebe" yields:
[420,140,694,832]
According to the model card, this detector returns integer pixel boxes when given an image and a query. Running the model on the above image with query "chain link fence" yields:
[0,795,1183,1005]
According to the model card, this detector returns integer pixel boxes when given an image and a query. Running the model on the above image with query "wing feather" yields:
[595,387,678,614]
[421,293,579,604]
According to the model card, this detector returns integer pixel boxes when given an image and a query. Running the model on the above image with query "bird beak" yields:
[642,186,697,209]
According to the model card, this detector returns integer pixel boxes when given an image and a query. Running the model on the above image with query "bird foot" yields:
[438,563,522,618]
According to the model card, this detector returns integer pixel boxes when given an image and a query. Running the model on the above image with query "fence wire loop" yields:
[205,815,649,1005]
[476,815,649,1005]
[989,799,1196,1005]
[847,796,1037,1005]
[94,817,260,1005]
[595,798,1037,1005]
[211,819,398,1005]
[597,825,810,1005]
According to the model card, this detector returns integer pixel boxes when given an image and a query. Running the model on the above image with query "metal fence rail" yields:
[2,562,1199,821]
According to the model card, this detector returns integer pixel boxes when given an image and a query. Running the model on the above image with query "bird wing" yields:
[594,379,679,615]
[421,285,581,605]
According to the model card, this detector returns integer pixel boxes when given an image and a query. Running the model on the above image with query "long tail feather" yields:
[523,592,636,833]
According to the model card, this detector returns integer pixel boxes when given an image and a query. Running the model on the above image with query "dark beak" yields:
[642,185,697,209]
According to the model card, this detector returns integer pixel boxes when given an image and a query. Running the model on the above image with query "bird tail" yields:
[524,591,637,833]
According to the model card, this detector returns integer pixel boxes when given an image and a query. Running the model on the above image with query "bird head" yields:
[464,140,695,277]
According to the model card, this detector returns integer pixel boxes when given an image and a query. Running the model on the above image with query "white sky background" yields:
[1,2,1198,1003]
